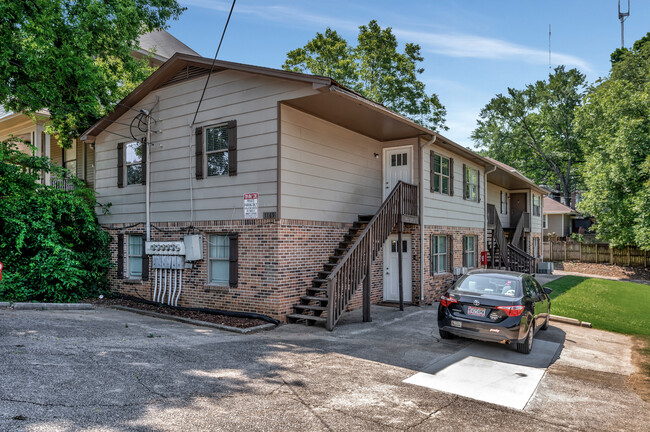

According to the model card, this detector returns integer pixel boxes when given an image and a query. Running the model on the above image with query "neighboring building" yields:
[543,196,579,238]
[0,30,197,189]
[81,53,545,329]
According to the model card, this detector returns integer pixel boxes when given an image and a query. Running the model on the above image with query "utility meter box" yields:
[184,235,203,261]
[146,241,185,255]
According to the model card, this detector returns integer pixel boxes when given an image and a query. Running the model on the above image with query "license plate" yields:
[467,306,486,317]
[451,320,462,328]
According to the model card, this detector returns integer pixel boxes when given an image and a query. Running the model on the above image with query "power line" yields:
[191,0,237,127]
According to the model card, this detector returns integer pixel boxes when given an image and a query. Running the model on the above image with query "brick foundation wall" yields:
[421,225,485,304]
[105,219,485,321]
[104,219,350,321]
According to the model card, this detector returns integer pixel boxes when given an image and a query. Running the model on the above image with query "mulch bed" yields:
[88,298,270,329]
[556,262,650,281]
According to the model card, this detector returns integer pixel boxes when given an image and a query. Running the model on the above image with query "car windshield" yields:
[452,274,521,297]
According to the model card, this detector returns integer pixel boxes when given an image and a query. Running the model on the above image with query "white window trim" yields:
[126,235,143,279]
[208,234,230,286]
[125,141,143,186]
[543,214,548,229]
[431,235,448,275]
[204,123,229,177]
[500,191,508,214]
[464,166,479,202]
[432,154,451,195]
[532,194,541,216]
[463,235,477,268]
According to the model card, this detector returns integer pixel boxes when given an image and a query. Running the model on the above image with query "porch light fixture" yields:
[374,153,379,158]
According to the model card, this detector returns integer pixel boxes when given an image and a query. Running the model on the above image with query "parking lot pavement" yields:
[1,305,649,431]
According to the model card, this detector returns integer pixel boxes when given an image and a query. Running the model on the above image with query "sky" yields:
[167,0,650,149]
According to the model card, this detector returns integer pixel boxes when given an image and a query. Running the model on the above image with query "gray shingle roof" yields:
[137,29,198,60]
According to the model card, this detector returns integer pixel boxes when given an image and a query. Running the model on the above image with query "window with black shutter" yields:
[198,121,238,179]
[117,234,124,278]
[228,233,239,287]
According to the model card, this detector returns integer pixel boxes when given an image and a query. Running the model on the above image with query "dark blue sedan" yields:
[437,270,552,354]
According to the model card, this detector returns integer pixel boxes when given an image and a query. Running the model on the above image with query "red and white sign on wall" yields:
[243,193,259,219]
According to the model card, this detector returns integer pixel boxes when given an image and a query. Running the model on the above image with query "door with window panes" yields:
[384,147,412,199]
[383,234,412,302]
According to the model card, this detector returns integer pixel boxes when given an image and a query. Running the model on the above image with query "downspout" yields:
[419,134,436,301]
[484,165,497,261]
[145,113,152,241]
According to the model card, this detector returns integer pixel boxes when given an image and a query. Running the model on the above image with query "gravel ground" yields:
[88,297,270,328]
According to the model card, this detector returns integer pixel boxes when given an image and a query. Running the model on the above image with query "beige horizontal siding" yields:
[280,105,384,223]
[487,182,512,228]
[422,144,485,229]
[94,70,318,224]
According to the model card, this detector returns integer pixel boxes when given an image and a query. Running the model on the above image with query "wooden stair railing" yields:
[510,211,530,248]
[325,181,418,331]
[487,204,508,269]
[507,244,535,274]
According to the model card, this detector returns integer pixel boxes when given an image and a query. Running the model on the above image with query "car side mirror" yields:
[543,287,552,295]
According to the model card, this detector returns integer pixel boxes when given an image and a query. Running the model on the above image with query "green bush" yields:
[0,138,111,302]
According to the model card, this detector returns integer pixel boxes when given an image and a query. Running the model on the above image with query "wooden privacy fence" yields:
[543,241,649,268]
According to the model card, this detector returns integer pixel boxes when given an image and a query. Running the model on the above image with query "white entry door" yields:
[383,234,412,302]
[384,147,413,199]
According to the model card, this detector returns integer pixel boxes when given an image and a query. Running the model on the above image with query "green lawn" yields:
[543,276,650,337]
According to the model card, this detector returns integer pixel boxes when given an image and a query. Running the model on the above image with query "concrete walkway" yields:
[1,305,648,431]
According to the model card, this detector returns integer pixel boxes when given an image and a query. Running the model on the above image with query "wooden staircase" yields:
[287,181,419,330]
[487,204,535,274]
[287,214,372,326]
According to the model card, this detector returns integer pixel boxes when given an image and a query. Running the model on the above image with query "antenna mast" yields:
[548,24,552,72]
[618,0,630,48]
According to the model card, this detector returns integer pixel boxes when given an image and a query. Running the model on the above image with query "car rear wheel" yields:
[517,323,534,354]
[439,328,454,339]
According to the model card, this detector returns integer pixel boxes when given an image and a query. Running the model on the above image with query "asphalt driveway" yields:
[0,304,648,431]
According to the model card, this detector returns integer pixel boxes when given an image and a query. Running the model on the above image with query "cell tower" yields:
[618,0,630,48]
[548,24,552,72]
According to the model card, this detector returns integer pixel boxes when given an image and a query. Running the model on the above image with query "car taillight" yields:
[440,295,459,308]
[495,305,525,317]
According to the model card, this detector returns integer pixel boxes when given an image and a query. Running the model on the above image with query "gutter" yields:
[420,135,436,301]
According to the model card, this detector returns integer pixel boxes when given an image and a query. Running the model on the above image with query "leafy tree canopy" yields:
[576,34,650,248]
[472,66,587,206]
[0,138,112,301]
[0,0,185,146]
[282,20,447,131]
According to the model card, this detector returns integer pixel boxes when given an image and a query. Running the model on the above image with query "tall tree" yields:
[283,20,447,131]
[472,66,587,206]
[575,34,650,248]
[0,0,185,146]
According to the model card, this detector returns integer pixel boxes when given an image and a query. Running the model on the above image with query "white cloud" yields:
[182,0,358,32]
[395,29,592,73]
[183,1,591,72]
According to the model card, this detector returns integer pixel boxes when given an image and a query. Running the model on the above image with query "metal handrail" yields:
[326,181,418,330]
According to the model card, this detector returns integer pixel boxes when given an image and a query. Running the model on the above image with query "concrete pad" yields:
[404,339,561,410]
